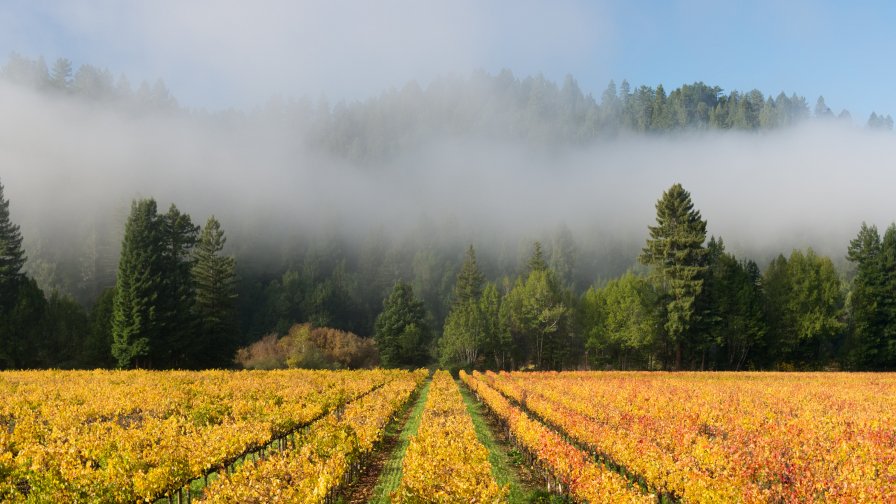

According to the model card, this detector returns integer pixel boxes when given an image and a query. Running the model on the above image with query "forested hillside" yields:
[2,54,895,371]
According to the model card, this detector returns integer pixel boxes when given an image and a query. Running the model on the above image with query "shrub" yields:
[235,324,379,370]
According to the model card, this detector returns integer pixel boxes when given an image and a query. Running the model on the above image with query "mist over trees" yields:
[2,54,893,167]
[3,54,896,371]
[4,170,896,371]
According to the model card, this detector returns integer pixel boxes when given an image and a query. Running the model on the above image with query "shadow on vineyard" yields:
[491,383,664,501]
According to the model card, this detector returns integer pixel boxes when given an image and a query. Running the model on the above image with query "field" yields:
[1,370,895,503]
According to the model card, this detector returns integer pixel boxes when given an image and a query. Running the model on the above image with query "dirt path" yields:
[341,378,432,504]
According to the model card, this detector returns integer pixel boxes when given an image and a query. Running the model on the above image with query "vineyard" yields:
[464,371,896,503]
[0,369,426,502]
[1,370,895,503]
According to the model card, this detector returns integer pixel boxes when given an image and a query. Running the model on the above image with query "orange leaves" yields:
[6,369,896,502]
[396,371,506,503]
[486,371,896,504]
[462,371,652,503]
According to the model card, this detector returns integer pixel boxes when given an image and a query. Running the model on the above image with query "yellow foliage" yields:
[396,370,507,503]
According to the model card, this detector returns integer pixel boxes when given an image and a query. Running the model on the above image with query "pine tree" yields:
[156,205,199,367]
[0,179,30,368]
[49,58,72,90]
[847,223,883,368]
[0,179,26,308]
[453,245,484,305]
[639,183,708,369]
[526,241,548,274]
[111,199,163,368]
[374,282,429,367]
[192,216,238,368]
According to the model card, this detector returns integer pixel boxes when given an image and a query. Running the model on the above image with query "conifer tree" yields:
[0,179,26,307]
[0,179,32,369]
[111,199,163,368]
[374,282,429,367]
[849,224,896,369]
[155,204,199,367]
[639,183,708,369]
[452,245,484,305]
[847,223,884,367]
[526,241,548,274]
[192,216,238,367]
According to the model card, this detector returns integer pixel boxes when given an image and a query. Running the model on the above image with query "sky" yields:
[1,1,895,119]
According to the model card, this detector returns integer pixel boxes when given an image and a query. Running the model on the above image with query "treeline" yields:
[110,199,238,369]
[3,176,896,370]
[3,54,894,165]
[0,181,239,369]
[385,184,890,371]
[1,53,178,111]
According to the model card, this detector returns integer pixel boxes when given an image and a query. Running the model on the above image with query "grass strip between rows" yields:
[367,378,432,504]
[463,371,655,504]
[395,371,506,502]
[457,378,569,504]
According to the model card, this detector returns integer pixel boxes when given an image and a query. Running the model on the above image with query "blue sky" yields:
[1,1,895,119]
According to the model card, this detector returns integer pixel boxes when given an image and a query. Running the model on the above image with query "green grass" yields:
[367,378,432,504]
[456,379,571,504]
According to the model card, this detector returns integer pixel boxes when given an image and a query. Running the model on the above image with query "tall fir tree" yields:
[846,223,884,368]
[192,216,238,368]
[155,205,199,367]
[639,183,708,369]
[111,199,163,368]
[452,245,485,305]
[0,179,26,308]
[0,179,31,368]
